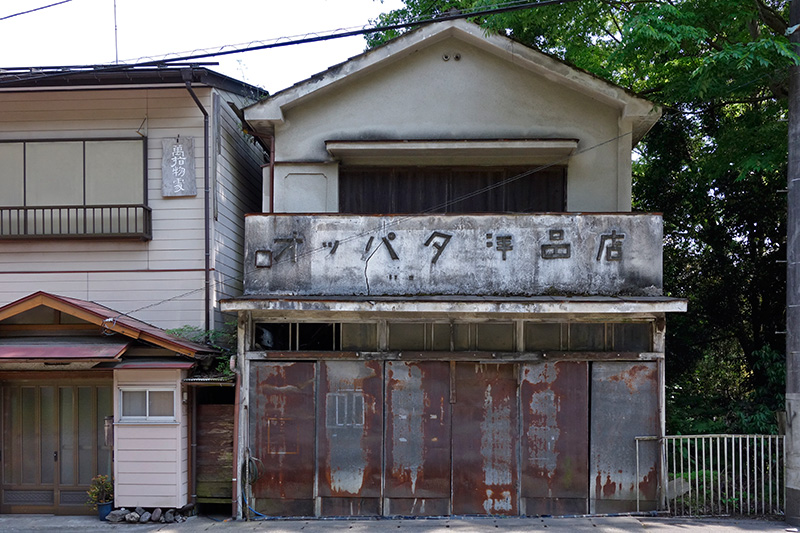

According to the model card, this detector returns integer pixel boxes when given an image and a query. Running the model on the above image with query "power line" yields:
[0,0,72,22]
[112,129,633,321]
[0,0,580,86]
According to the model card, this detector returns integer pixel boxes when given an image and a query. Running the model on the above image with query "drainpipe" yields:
[183,70,210,510]
[269,135,275,213]
[182,69,211,334]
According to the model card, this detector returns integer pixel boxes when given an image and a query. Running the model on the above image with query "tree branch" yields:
[753,0,788,35]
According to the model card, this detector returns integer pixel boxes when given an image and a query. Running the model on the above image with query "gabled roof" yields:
[0,291,212,357]
[244,19,660,144]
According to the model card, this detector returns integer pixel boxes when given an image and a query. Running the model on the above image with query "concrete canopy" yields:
[244,19,660,145]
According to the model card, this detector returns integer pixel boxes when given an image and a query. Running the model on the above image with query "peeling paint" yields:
[388,362,424,493]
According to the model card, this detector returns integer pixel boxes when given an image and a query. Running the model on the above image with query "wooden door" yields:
[1,382,112,514]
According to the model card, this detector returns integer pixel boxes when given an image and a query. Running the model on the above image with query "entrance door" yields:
[1,383,112,514]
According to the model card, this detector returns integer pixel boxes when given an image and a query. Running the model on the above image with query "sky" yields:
[0,0,406,93]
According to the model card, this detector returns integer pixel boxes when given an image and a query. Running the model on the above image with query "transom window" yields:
[253,321,651,352]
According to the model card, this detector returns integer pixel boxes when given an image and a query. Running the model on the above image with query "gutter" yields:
[181,69,212,334]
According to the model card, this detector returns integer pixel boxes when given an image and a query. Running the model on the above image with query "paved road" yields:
[0,515,793,533]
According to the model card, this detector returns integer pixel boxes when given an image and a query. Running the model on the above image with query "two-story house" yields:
[0,67,266,514]
[223,19,687,518]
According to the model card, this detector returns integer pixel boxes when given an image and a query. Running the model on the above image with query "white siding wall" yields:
[113,368,188,509]
[0,85,263,331]
[211,91,264,329]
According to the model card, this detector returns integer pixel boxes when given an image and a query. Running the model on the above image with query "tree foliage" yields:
[370,0,795,432]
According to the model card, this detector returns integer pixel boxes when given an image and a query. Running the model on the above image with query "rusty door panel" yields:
[318,361,383,515]
[385,361,451,515]
[249,362,315,516]
[452,363,518,516]
[520,361,589,516]
[590,362,659,514]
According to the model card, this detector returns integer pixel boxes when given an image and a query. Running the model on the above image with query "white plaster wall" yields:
[272,162,339,213]
[269,37,625,213]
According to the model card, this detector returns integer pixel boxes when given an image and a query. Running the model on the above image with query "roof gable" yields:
[0,292,210,357]
[245,19,659,144]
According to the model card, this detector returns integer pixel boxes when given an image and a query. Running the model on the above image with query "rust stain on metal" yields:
[452,363,517,515]
[385,361,450,506]
[639,467,658,501]
[250,362,315,506]
[319,361,383,503]
[607,364,657,394]
[521,361,588,515]
[590,362,659,512]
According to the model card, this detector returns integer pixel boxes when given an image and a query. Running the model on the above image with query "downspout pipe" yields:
[183,70,210,509]
[182,70,211,334]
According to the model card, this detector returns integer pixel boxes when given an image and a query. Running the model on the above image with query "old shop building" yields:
[222,19,687,517]
[0,68,266,514]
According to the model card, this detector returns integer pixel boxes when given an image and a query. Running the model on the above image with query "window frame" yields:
[0,137,148,208]
[119,387,177,423]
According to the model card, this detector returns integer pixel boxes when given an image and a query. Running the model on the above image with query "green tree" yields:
[370,0,796,433]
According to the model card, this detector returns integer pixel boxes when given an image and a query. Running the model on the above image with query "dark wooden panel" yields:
[196,404,234,501]
[339,166,566,214]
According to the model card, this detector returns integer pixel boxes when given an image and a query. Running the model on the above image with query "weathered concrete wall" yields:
[243,213,662,297]
[253,31,653,213]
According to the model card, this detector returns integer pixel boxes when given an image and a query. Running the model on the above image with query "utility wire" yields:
[0,0,72,21]
[112,129,633,321]
[0,0,580,86]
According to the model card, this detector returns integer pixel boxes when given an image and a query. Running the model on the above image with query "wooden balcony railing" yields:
[0,204,152,240]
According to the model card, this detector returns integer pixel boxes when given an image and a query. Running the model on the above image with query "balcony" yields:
[242,213,663,298]
[0,204,152,241]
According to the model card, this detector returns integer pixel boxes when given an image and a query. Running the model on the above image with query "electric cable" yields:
[0,0,581,86]
[109,128,635,322]
[0,0,72,22]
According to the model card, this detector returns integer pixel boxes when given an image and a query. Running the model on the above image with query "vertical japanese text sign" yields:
[162,136,197,197]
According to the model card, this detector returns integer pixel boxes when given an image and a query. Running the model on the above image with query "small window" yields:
[612,323,651,351]
[476,323,515,351]
[254,323,343,351]
[569,323,606,351]
[525,323,563,351]
[120,389,175,421]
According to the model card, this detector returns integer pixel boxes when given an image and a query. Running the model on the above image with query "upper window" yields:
[0,139,150,240]
[120,389,175,422]
[338,166,566,214]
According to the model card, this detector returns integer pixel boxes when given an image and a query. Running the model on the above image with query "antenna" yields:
[113,0,119,64]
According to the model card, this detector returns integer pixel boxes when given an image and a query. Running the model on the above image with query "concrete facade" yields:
[225,19,685,519]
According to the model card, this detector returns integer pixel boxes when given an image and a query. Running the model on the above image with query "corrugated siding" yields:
[0,88,209,330]
[211,90,264,329]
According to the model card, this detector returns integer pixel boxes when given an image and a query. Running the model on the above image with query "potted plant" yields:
[86,474,114,521]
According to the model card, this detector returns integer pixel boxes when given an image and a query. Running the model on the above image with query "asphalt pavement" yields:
[0,515,794,533]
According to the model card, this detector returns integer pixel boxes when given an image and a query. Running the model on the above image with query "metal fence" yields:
[637,434,785,517]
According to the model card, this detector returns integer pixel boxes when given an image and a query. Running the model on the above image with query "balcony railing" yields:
[0,204,152,240]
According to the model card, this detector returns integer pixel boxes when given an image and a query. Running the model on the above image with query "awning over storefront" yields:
[222,294,688,318]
